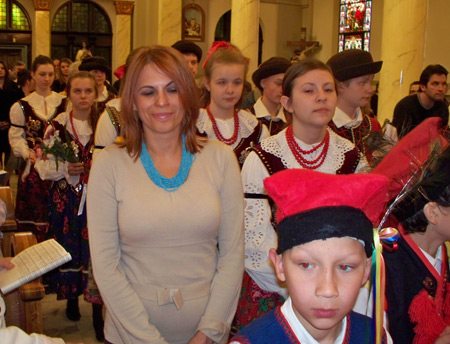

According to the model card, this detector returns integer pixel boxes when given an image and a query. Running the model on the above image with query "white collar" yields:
[420,245,443,275]
[253,97,286,122]
[281,297,347,344]
[332,106,363,128]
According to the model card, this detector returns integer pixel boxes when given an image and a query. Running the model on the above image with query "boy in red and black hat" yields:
[327,49,383,163]
[230,169,389,344]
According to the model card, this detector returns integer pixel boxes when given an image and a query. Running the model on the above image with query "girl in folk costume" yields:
[34,72,104,341]
[232,59,368,334]
[9,55,66,242]
[197,42,269,167]
[372,118,450,344]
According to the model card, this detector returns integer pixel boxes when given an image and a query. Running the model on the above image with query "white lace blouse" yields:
[197,108,269,150]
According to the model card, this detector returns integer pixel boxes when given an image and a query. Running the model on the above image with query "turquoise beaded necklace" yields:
[140,135,194,192]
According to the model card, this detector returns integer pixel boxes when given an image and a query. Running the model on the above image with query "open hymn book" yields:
[0,239,72,294]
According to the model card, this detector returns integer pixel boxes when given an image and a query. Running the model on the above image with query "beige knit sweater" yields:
[87,140,244,344]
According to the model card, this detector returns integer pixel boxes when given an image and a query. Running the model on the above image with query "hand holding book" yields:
[0,239,72,294]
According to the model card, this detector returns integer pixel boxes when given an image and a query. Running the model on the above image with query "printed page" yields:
[0,239,72,294]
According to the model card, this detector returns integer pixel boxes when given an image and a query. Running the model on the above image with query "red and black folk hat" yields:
[264,169,389,256]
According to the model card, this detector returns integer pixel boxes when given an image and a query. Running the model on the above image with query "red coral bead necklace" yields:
[206,105,239,145]
[285,125,330,169]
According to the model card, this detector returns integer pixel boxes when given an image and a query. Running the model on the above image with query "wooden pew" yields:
[2,232,45,334]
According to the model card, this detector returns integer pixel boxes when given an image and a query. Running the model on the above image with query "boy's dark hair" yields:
[393,144,450,233]
[419,64,448,86]
[16,69,32,87]
[13,60,25,68]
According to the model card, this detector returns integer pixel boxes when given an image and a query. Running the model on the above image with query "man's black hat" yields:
[171,40,202,62]
[327,49,382,82]
[252,57,291,91]
[79,56,111,74]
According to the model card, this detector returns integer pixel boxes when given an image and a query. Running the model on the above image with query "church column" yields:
[114,1,135,68]
[230,0,259,75]
[378,0,428,124]
[157,0,182,45]
[32,0,51,58]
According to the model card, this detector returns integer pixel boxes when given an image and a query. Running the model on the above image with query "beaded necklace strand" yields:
[285,125,330,170]
[140,135,194,192]
[206,105,240,145]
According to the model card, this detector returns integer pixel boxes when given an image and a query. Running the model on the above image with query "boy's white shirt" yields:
[253,97,287,122]
[420,245,442,275]
[282,297,347,344]
[332,106,363,128]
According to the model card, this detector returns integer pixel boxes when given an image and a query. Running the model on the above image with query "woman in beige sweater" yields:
[87,46,244,344]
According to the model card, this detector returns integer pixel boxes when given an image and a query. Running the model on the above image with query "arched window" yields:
[51,1,112,65]
[0,0,31,67]
[338,0,372,52]
[214,10,263,65]
[0,0,30,30]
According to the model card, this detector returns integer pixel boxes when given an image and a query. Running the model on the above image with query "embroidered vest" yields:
[19,98,67,149]
[328,114,380,161]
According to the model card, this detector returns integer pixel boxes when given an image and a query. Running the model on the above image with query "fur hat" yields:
[171,40,202,62]
[326,49,382,82]
[252,57,291,91]
[79,56,111,74]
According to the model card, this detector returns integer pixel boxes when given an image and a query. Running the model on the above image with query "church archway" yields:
[51,1,112,65]
[214,10,263,65]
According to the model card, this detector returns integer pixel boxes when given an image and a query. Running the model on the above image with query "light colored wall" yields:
[259,3,279,61]
[311,0,338,62]
[424,0,450,71]
[270,4,304,61]
[133,0,158,48]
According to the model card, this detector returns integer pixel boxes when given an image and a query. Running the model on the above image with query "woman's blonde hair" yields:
[119,45,201,159]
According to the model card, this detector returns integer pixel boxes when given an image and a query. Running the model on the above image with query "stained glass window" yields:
[338,0,372,52]
[0,0,6,30]
[52,5,68,31]
[92,6,109,33]
[12,3,29,30]
[0,0,30,31]
[52,1,111,34]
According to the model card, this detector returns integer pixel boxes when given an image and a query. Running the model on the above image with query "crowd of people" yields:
[0,39,449,344]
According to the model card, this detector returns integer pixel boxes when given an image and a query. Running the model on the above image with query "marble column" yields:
[157,0,182,45]
[114,1,135,68]
[231,0,259,76]
[32,0,51,58]
[377,0,428,124]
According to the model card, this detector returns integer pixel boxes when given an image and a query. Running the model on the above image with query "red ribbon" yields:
[202,41,234,69]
